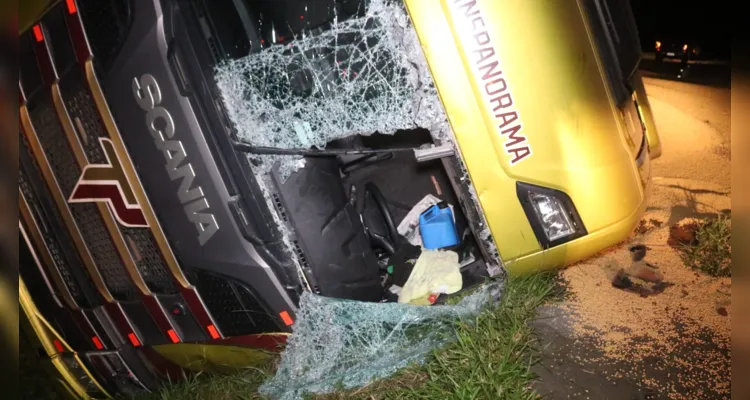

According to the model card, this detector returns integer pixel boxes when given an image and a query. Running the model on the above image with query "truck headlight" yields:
[516,182,587,247]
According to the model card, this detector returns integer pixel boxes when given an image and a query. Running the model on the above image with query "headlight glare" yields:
[528,192,576,241]
[516,182,587,248]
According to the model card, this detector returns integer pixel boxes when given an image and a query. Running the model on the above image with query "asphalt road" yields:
[531,63,731,400]
[639,54,730,88]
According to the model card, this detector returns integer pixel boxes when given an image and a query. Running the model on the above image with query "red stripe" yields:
[70,183,148,227]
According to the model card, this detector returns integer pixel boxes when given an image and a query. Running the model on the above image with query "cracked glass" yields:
[214,0,450,179]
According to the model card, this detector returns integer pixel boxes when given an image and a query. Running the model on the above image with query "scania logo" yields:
[132,73,218,245]
[69,137,149,228]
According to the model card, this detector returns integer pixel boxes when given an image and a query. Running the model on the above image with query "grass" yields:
[144,363,278,400]
[681,215,731,277]
[19,333,61,400]
[144,271,558,400]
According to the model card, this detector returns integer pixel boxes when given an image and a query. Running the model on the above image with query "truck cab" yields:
[18,0,660,397]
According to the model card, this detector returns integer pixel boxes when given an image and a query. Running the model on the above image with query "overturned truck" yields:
[18,0,659,397]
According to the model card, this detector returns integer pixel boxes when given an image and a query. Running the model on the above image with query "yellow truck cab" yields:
[17,0,659,397]
[407,0,660,274]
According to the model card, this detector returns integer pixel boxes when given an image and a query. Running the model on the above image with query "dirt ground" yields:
[532,70,731,400]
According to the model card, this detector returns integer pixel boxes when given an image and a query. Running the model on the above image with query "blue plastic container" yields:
[419,203,459,249]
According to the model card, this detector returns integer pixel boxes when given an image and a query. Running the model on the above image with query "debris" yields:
[419,203,460,250]
[611,269,634,290]
[626,261,664,283]
[635,218,663,235]
[629,245,648,261]
[716,307,728,317]
[399,249,462,304]
[384,285,402,302]
[413,143,455,162]
[610,264,671,298]
[667,222,698,248]
[396,194,450,246]
[649,282,674,296]
[431,175,443,195]
[259,281,503,400]
[559,229,731,399]
[389,242,421,287]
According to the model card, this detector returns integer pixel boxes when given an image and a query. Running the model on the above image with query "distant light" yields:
[683,44,688,51]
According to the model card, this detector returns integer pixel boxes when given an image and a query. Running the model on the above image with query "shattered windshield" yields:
[212,0,449,173]
[194,0,368,60]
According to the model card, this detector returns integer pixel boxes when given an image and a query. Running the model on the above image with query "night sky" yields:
[629,0,730,58]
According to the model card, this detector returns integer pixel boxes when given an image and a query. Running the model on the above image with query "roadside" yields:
[144,272,559,400]
[641,52,728,66]
[531,70,731,400]
[20,334,62,400]
[639,56,730,89]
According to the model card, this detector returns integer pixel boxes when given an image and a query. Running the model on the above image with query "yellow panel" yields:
[20,279,111,399]
[405,0,653,272]
[153,342,279,373]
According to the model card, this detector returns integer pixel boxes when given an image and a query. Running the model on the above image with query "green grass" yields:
[144,362,279,400]
[681,215,731,277]
[144,272,558,400]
